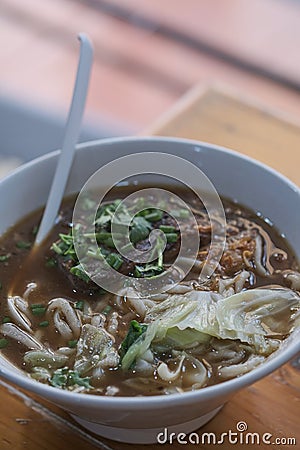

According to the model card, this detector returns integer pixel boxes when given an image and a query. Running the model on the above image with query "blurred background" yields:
[1,0,300,170]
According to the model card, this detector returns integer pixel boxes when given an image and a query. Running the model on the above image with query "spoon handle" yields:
[35,33,93,246]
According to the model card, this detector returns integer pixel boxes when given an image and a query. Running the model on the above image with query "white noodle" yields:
[48,298,81,339]
[56,346,76,356]
[53,310,73,341]
[128,297,147,317]
[23,283,37,301]
[157,354,185,382]
[7,296,32,333]
[253,234,268,276]
[219,355,264,378]
[90,313,106,328]
[284,271,300,290]
[0,323,43,349]
[218,270,250,296]
[166,284,193,295]
[106,312,118,335]
[183,355,207,388]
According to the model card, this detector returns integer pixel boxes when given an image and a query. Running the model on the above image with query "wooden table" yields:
[1,87,299,449]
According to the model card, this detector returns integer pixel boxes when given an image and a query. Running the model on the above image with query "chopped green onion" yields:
[166,233,179,243]
[70,265,90,283]
[159,225,176,233]
[104,236,116,248]
[59,233,74,245]
[102,305,112,315]
[144,210,163,222]
[0,338,8,349]
[46,257,57,267]
[75,300,84,311]
[16,241,31,249]
[106,253,123,270]
[171,209,190,219]
[2,316,12,324]
[30,304,46,316]
[39,320,49,327]
[95,231,112,242]
[51,242,64,255]
[0,254,10,262]
[68,339,78,348]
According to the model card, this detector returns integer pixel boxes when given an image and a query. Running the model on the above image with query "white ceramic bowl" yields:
[0,137,299,444]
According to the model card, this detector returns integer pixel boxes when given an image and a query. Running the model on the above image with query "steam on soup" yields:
[0,186,299,396]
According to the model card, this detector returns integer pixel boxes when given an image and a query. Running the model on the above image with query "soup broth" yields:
[0,186,299,396]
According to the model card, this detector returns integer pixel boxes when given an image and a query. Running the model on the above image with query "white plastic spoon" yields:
[35,33,93,246]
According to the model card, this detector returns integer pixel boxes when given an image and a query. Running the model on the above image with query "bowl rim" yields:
[0,135,299,408]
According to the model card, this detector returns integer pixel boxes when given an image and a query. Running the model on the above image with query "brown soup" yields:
[0,186,299,396]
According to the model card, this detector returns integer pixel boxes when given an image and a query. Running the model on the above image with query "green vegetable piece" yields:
[103,236,116,249]
[70,265,90,283]
[0,338,8,349]
[166,233,179,243]
[130,216,152,244]
[75,300,84,311]
[68,340,78,348]
[39,320,49,327]
[119,320,147,361]
[0,254,10,262]
[67,370,91,388]
[134,263,164,278]
[95,231,112,243]
[31,305,46,316]
[2,316,12,324]
[171,209,190,219]
[51,242,64,255]
[144,210,163,222]
[159,225,175,233]
[16,241,32,249]
[46,257,57,267]
[102,305,112,315]
[106,253,123,270]
[50,368,68,388]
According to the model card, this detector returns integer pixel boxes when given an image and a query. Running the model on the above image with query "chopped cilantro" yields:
[50,368,91,389]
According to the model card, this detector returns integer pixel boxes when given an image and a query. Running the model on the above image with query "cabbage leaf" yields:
[121,288,300,370]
